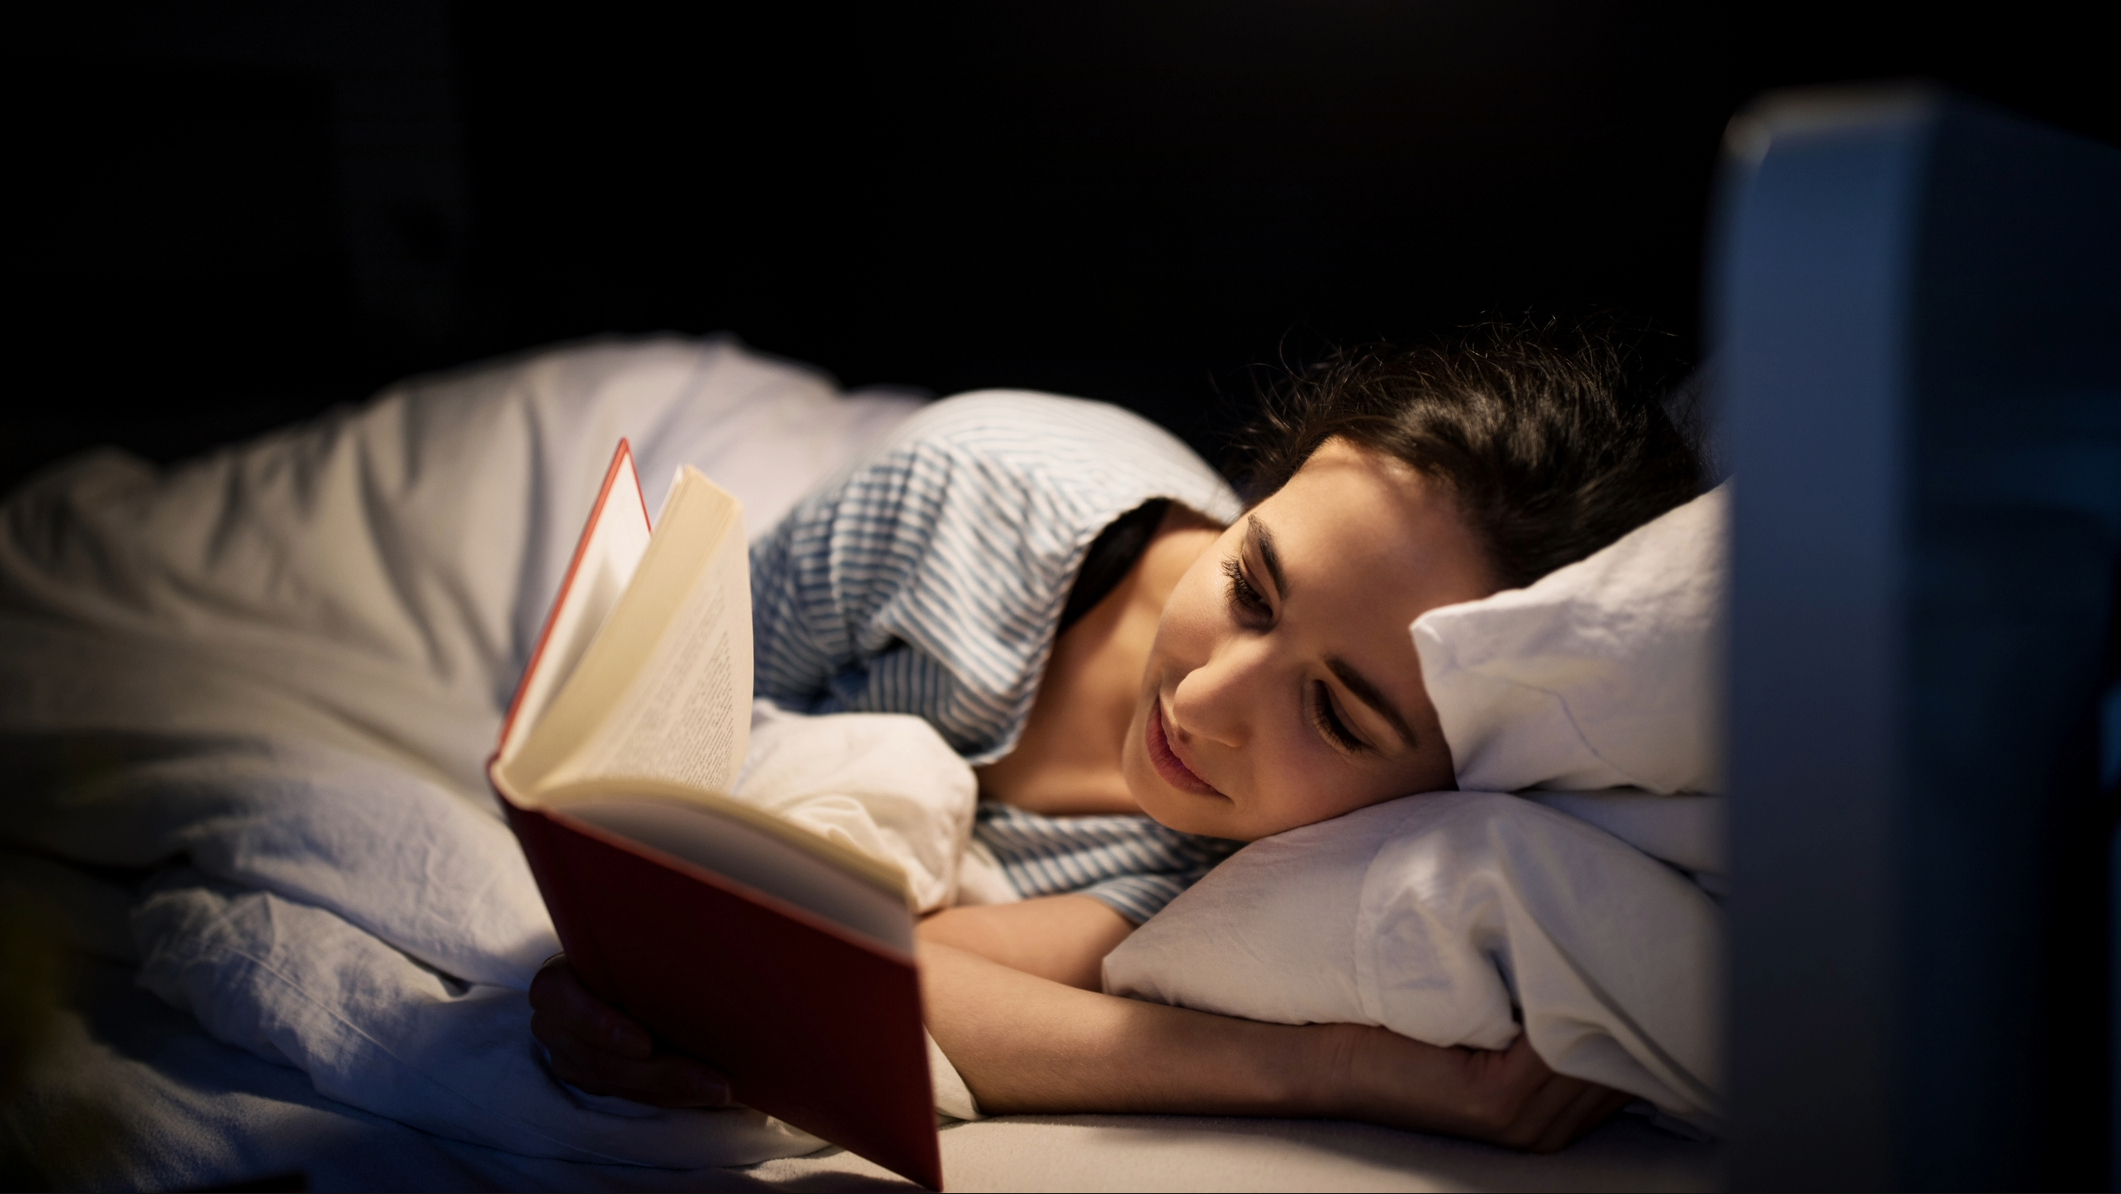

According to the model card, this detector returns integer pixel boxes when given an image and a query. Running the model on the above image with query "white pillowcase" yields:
[1103,792,1726,1133]
[1522,788,1727,882]
[1414,481,1730,797]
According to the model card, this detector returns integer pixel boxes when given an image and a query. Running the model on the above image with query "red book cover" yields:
[502,799,941,1189]
[490,441,944,1189]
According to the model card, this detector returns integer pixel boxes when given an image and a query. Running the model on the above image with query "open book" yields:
[488,441,941,1190]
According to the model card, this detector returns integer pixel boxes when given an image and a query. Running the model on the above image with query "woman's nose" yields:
[1170,637,1268,749]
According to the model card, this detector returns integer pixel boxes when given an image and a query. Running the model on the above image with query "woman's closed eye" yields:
[1221,554,1368,754]
[1310,679,1371,754]
[1221,555,1270,621]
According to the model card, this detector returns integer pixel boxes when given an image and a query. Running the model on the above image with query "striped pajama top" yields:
[750,391,1247,923]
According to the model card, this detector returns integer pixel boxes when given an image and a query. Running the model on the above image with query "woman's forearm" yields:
[916,894,1134,990]
[918,940,1626,1149]
[920,939,1320,1116]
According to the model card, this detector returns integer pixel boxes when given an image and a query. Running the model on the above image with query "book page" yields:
[501,467,747,797]
[499,442,653,761]
[550,532,751,792]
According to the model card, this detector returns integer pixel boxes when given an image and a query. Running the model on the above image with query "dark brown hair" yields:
[1232,322,1705,590]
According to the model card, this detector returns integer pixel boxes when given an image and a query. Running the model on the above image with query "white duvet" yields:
[0,337,936,1167]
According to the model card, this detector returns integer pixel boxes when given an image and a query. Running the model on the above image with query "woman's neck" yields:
[975,505,1224,817]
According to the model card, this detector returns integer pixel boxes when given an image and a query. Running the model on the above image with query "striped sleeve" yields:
[749,390,1241,763]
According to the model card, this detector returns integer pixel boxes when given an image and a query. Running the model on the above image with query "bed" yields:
[0,329,1725,1191]
[23,78,2102,1193]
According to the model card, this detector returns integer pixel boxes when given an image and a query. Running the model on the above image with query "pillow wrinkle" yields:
[1356,820,1518,1050]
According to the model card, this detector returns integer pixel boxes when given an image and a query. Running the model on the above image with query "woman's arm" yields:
[529,938,1627,1152]
[918,940,1626,1152]
[915,894,1133,990]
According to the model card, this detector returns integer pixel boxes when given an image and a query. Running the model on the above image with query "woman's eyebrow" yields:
[1247,515,1288,597]
[1325,656,1418,749]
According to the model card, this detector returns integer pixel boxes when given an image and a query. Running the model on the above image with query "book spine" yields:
[505,801,621,1003]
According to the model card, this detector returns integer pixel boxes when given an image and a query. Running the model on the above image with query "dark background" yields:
[12,1,2115,492]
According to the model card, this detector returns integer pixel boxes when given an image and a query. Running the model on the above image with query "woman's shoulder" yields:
[750,390,1234,759]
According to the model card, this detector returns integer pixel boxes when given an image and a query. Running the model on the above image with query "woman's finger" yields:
[1529,1078,1630,1153]
[1462,1035,1635,1153]
[528,955,655,1060]
[538,1021,734,1108]
[1501,1070,1600,1151]
[1456,1034,1549,1114]
[1459,1035,1567,1145]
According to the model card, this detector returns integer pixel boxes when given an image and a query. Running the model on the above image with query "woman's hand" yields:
[527,954,733,1107]
[1320,1022,1633,1153]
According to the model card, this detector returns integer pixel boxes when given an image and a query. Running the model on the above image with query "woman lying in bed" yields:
[531,324,1705,1152]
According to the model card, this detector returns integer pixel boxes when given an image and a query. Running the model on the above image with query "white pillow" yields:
[1413,482,1730,796]
[1522,788,1727,883]
[1107,484,1735,1134]
[1103,792,1726,1133]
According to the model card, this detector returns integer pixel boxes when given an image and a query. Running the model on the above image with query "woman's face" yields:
[1123,438,1502,841]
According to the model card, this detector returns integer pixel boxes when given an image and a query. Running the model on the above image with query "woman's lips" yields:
[1147,700,1224,798]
